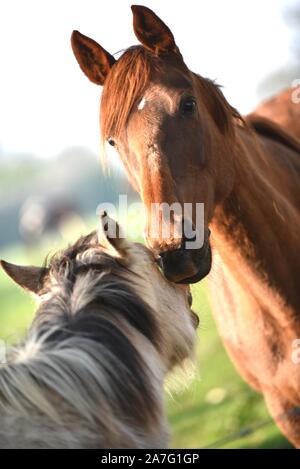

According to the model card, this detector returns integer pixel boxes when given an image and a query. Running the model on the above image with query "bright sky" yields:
[0,0,295,158]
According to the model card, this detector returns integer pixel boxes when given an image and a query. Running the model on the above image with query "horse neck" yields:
[212,126,300,310]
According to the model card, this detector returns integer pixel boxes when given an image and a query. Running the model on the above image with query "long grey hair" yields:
[0,213,197,448]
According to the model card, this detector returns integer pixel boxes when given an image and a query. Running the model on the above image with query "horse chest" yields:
[208,252,296,389]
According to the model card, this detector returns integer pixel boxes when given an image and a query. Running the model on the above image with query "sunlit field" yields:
[0,215,292,449]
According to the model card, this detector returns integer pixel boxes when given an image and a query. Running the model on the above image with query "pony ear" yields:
[71,30,116,85]
[131,5,179,55]
[0,260,48,294]
[98,211,129,256]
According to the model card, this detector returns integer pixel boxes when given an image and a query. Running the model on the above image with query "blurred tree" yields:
[0,148,136,248]
[257,0,300,100]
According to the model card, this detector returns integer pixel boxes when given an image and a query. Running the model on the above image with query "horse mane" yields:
[100,46,158,149]
[246,115,300,155]
[193,74,244,137]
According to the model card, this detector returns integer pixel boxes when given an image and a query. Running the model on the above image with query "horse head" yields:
[71,6,240,283]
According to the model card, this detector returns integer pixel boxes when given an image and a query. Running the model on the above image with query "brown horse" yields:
[71,5,300,446]
[252,87,300,142]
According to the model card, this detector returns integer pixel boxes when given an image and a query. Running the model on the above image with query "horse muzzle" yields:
[159,230,212,284]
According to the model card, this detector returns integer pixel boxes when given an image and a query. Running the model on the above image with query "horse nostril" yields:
[157,238,212,284]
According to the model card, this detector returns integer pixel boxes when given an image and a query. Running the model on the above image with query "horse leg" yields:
[264,391,300,448]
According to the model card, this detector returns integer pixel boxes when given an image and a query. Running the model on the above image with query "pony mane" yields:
[0,232,162,440]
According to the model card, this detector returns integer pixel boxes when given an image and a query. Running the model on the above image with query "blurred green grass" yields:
[0,216,292,449]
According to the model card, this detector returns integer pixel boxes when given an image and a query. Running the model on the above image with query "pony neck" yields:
[212,125,300,309]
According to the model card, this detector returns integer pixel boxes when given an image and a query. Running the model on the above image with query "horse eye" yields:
[181,97,197,116]
[108,137,115,146]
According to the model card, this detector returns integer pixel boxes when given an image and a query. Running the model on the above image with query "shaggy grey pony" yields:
[0,213,197,448]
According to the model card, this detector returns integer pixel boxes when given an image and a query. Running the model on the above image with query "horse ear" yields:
[98,211,129,256]
[71,30,116,85]
[0,260,48,294]
[131,5,179,55]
